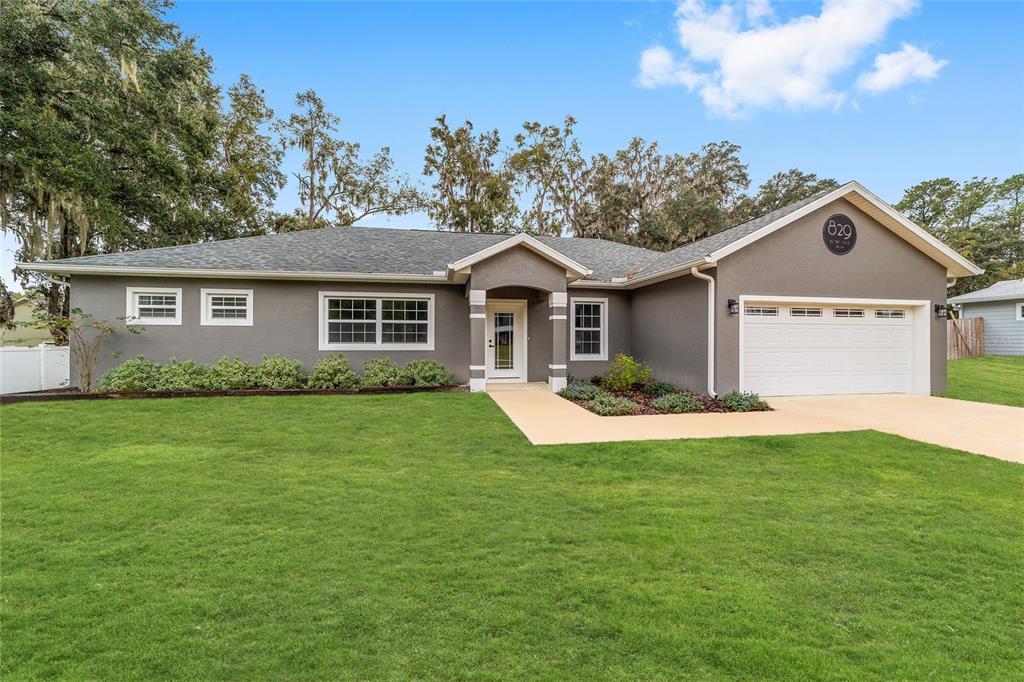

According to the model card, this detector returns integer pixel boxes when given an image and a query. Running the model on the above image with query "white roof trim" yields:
[708,181,983,279]
[446,233,592,278]
[17,262,450,283]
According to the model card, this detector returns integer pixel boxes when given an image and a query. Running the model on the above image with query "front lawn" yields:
[943,356,1024,407]
[3,395,1022,679]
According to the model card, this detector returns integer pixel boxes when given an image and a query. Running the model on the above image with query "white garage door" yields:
[741,302,915,396]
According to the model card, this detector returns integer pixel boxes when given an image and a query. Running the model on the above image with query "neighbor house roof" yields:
[19,180,981,286]
[948,279,1024,304]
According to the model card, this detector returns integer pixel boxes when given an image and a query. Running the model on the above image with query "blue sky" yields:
[3,1,1023,280]
[168,0,1023,222]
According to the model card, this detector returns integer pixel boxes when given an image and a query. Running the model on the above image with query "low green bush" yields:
[652,392,702,414]
[252,355,306,389]
[603,353,651,392]
[360,357,413,387]
[642,380,676,397]
[307,355,360,389]
[99,355,160,392]
[559,381,603,401]
[587,393,640,416]
[208,356,257,390]
[155,358,215,392]
[404,359,453,387]
[721,390,770,412]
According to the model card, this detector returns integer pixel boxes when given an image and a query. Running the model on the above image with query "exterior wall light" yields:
[728,299,740,315]
[934,303,948,319]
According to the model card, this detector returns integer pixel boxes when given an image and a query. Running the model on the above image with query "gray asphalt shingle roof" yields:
[948,279,1024,303]
[634,189,833,278]
[37,191,833,282]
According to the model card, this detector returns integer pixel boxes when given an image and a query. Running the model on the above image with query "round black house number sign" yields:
[823,213,856,255]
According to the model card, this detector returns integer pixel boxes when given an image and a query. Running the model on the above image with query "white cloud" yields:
[637,45,704,89]
[856,42,948,93]
[637,0,944,117]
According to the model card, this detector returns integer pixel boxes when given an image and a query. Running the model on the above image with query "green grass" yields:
[3,395,1022,680]
[942,356,1024,407]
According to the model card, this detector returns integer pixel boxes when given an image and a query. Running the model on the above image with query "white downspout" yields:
[690,266,716,397]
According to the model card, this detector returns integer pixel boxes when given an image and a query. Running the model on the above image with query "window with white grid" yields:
[570,298,608,361]
[201,289,253,326]
[319,292,434,351]
[127,287,182,325]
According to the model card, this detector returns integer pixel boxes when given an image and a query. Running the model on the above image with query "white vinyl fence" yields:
[0,344,71,394]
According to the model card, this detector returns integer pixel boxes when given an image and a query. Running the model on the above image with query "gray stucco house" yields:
[23,181,981,396]
[949,279,1024,355]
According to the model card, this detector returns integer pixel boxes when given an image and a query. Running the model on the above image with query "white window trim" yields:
[1016,302,1024,322]
[200,288,253,327]
[318,291,435,351]
[126,287,182,326]
[569,297,608,361]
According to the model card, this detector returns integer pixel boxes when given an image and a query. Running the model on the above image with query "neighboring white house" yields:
[949,279,1024,356]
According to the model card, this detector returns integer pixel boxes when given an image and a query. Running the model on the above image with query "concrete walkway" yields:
[486,384,1024,463]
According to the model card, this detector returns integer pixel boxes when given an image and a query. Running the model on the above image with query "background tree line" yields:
[1,0,1019,331]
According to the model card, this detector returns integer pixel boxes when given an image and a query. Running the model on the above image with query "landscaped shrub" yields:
[404,359,453,386]
[99,355,160,392]
[155,358,215,392]
[642,380,676,397]
[252,355,306,389]
[208,356,257,390]
[360,357,413,387]
[652,392,702,414]
[587,393,640,416]
[307,355,360,389]
[721,390,770,412]
[559,381,603,401]
[603,353,651,392]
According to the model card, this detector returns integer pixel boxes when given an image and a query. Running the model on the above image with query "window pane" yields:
[382,299,428,321]
[383,322,428,344]
[209,295,248,319]
[136,293,177,318]
[328,321,375,343]
[328,298,376,321]
[575,329,600,356]
[574,303,601,330]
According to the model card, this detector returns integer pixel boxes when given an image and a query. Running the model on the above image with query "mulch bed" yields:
[617,388,731,415]
[1,384,468,405]
[563,385,747,415]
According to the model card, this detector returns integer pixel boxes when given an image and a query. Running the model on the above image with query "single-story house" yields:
[948,279,1024,355]
[21,181,981,396]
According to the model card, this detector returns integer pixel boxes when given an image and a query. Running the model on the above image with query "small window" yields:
[570,298,608,361]
[790,307,823,317]
[744,306,779,317]
[874,309,906,319]
[127,287,181,325]
[1017,303,1024,322]
[319,292,434,351]
[833,308,865,318]
[201,289,253,326]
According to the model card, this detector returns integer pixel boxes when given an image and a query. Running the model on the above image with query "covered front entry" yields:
[484,300,527,382]
[739,296,930,396]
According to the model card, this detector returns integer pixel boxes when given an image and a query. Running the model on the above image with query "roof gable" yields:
[447,233,591,280]
[626,182,982,286]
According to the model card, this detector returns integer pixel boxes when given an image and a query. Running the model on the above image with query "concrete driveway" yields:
[768,395,1024,463]
[488,384,1023,463]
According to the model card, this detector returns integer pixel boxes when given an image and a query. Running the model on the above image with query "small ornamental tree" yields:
[26,308,141,391]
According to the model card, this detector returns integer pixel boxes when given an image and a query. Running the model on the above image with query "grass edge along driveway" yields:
[942,356,1024,407]
[3,393,1022,680]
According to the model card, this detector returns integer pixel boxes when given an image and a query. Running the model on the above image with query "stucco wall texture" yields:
[71,197,952,394]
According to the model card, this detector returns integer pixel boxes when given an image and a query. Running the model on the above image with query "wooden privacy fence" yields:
[947,317,984,359]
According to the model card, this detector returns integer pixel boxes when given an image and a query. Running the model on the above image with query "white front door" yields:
[485,300,527,382]
[741,300,919,396]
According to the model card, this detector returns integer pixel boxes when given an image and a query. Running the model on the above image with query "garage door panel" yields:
[742,302,917,396]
